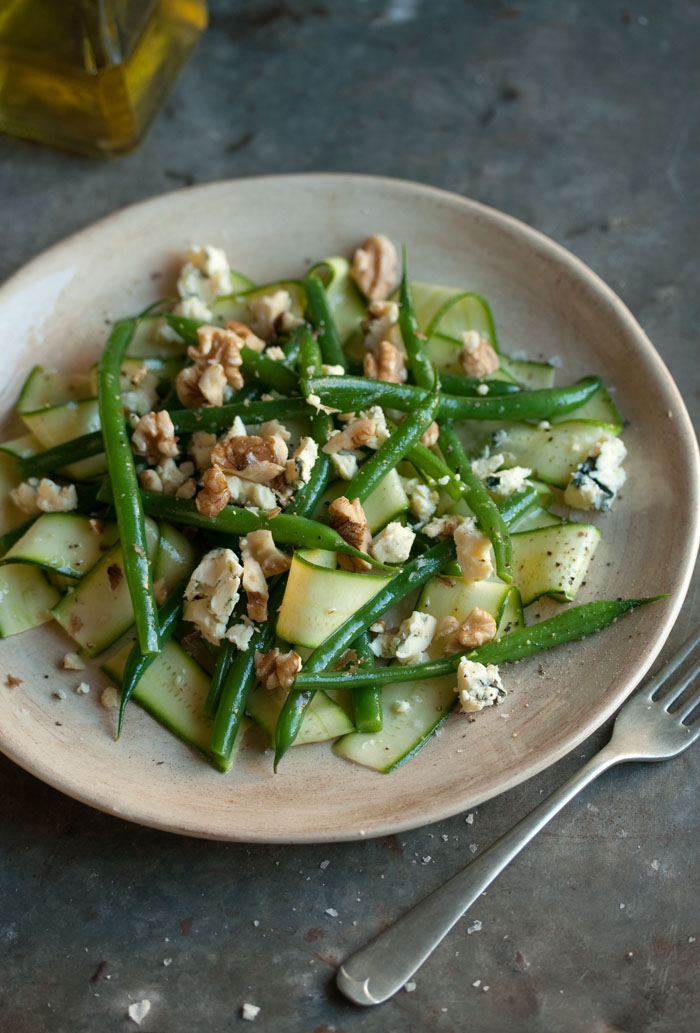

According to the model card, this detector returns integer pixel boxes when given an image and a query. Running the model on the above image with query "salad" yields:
[0,236,654,775]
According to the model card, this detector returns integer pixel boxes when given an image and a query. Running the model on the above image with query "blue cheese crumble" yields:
[457,659,506,712]
[564,436,627,512]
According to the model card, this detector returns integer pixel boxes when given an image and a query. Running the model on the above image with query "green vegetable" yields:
[293,597,661,690]
[439,420,512,583]
[399,249,438,390]
[97,318,160,655]
[273,537,456,768]
[117,578,189,736]
[350,634,383,733]
[302,374,602,421]
[304,272,346,369]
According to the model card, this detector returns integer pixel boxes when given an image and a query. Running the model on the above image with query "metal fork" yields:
[337,625,700,1006]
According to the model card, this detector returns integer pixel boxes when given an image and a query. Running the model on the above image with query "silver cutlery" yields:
[337,624,700,1006]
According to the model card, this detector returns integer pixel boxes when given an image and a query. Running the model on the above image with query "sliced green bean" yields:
[97,318,160,655]
[284,328,333,518]
[19,432,104,479]
[293,597,660,690]
[117,581,190,736]
[239,346,299,395]
[171,398,309,434]
[438,374,520,396]
[304,272,346,369]
[439,420,512,583]
[137,492,386,567]
[209,581,285,771]
[497,485,542,525]
[302,374,602,421]
[350,634,382,733]
[273,536,456,768]
[405,441,464,501]
[399,249,438,390]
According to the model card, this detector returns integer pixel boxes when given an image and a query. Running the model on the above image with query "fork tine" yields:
[643,625,700,700]
[673,673,700,723]
[657,657,700,709]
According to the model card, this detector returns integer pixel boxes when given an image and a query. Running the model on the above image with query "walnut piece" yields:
[420,420,439,448]
[248,290,301,340]
[188,324,245,390]
[195,464,231,516]
[211,432,287,483]
[244,529,292,577]
[432,607,498,656]
[130,410,179,464]
[454,518,493,582]
[175,362,228,408]
[11,478,78,515]
[459,330,500,377]
[254,648,303,691]
[322,417,377,454]
[350,234,398,301]
[240,535,269,622]
[328,496,371,572]
[363,339,407,384]
[139,458,196,499]
[361,299,399,351]
[225,319,266,353]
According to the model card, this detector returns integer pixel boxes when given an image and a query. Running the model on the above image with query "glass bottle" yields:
[0,0,208,156]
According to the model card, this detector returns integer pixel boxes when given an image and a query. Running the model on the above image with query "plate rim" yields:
[1,172,699,842]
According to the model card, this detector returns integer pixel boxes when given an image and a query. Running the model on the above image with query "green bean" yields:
[497,485,542,525]
[97,318,160,655]
[137,492,387,566]
[239,346,299,395]
[205,637,237,719]
[346,393,441,503]
[405,441,464,501]
[284,328,333,518]
[117,578,190,735]
[209,581,285,771]
[170,398,309,434]
[302,374,602,421]
[280,323,307,367]
[438,374,520,396]
[19,432,104,479]
[293,597,660,691]
[350,634,382,733]
[439,421,512,583]
[304,272,346,369]
[273,536,456,768]
[399,249,438,390]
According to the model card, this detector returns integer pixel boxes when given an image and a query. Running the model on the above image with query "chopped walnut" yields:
[420,420,439,448]
[248,290,302,340]
[350,234,398,301]
[225,319,266,353]
[328,496,371,572]
[130,410,179,465]
[212,432,287,483]
[432,607,498,656]
[323,418,377,454]
[240,535,269,622]
[244,529,292,577]
[363,339,407,384]
[459,330,500,377]
[175,362,228,408]
[195,464,231,516]
[362,299,400,351]
[139,458,196,499]
[188,324,245,390]
[10,478,78,515]
[254,648,303,691]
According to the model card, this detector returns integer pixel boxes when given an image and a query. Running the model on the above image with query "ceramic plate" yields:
[1,174,698,842]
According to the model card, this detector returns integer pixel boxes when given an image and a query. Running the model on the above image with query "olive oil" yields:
[0,0,208,156]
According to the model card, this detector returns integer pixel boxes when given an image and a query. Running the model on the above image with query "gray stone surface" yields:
[1,2,699,1030]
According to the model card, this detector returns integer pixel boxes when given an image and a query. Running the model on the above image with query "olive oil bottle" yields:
[0,0,208,156]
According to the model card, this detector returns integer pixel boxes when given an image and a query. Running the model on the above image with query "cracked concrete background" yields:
[1,2,699,1031]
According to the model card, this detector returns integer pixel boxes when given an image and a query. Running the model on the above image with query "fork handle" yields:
[337,742,621,1006]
